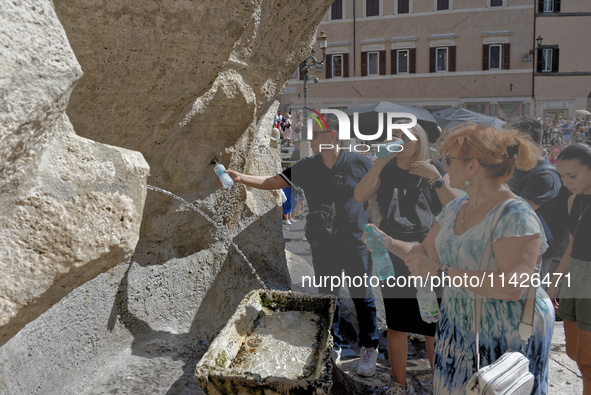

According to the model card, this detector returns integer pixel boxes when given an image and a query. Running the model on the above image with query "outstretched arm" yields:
[362,223,418,260]
[225,170,289,190]
[406,222,543,300]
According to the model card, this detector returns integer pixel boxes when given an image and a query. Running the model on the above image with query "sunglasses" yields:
[444,156,472,166]
[312,131,331,140]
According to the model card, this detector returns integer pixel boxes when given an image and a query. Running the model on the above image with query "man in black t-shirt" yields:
[507,116,571,285]
[226,115,380,377]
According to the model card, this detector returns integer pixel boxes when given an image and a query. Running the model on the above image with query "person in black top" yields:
[550,142,591,394]
[506,116,571,288]
[225,114,380,377]
[355,122,458,394]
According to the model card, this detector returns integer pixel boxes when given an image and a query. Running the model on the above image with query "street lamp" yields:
[300,31,328,142]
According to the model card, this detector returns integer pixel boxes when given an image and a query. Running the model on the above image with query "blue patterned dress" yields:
[432,196,555,395]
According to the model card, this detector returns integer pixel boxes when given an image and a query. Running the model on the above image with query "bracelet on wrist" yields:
[428,175,442,184]
[437,262,450,277]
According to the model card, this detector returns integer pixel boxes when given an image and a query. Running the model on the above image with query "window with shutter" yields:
[343,54,349,77]
[552,48,559,72]
[537,47,559,73]
[502,43,510,69]
[483,44,509,70]
[331,0,343,20]
[482,44,490,71]
[389,49,412,74]
[325,55,333,79]
[379,50,386,75]
[437,0,449,10]
[398,0,410,14]
[366,0,380,16]
[448,46,456,71]
[429,47,436,73]
[361,51,368,76]
[409,48,416,73]
[490,0,502,6]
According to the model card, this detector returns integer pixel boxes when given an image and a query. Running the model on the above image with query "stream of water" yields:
[146,185,266,289]
[146,185,219,229]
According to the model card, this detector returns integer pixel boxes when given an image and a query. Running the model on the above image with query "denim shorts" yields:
[557,257,591,331]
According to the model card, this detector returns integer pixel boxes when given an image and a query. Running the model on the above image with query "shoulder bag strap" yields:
[473,198,537,372]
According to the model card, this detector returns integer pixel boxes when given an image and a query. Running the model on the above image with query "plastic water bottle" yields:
[213,161,233,189]
[416,279,440,323]
[364,225,395,281]
[373,138,405,159]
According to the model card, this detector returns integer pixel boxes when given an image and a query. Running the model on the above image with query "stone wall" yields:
[0,0,149,347]
[0,0,332,392]
[51,0,332,338]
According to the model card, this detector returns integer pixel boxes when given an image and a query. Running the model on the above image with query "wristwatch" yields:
[429,175,444,189]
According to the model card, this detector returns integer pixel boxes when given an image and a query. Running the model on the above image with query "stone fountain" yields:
[0,0,333,393]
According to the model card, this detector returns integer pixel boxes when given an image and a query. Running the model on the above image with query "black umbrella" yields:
[431,108,506,131]
[343,101,441,143]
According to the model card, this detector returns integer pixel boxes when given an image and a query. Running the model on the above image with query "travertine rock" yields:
[0,0,149,346]
[0,0,81,188]
[0,0,333,392]
[52,0,333,331]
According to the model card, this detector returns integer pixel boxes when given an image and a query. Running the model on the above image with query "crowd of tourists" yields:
[274,109,305,145]
[225,111,591,395]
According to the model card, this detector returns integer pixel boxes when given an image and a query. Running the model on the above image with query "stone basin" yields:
[195,289,336,394]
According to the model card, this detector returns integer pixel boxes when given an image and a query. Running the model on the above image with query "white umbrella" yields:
[575,109,591,116]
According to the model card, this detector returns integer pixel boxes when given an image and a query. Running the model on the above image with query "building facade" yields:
[279,0,591,120]
[534,0,591,119]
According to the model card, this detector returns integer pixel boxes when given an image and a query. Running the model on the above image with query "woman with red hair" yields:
[405,124,554,394]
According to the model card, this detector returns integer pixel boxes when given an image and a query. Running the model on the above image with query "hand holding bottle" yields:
[361,223,391,251]
[363,224,395,281]
[212,160,234,189]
